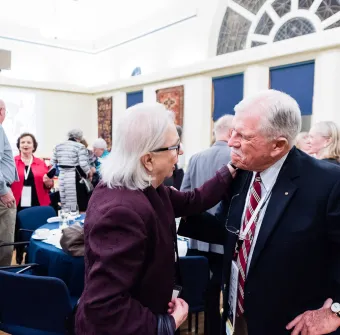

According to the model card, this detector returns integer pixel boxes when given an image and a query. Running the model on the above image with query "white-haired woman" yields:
[308,121,340,165]
[50,129,92,211]
[93,137,109,173]
[76,103,236,335]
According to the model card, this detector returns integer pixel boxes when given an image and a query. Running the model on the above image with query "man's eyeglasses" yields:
[151,144,180,155]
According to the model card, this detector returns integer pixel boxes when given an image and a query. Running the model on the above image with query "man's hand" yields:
[0,191,15,208]
[287,298,340,335]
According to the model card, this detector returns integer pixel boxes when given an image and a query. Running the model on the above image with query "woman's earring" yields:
[148,175,152,187]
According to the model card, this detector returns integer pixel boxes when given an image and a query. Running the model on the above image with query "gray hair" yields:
[101,103,175,190]
[234,89,301,146]
[214,115,234,137]
[93,138,107,150]
[67,128,83,141]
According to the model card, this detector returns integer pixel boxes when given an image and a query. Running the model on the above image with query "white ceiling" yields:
[0,0,196,52]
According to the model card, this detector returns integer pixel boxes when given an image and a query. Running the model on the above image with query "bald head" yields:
[0,99,6,124]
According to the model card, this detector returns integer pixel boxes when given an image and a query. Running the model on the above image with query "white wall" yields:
[0,38,93,87]
[313,49,340,125]
[244,65,269,97]
[0,85,97,157]
[87,0,224,85]
[95,18,204,84]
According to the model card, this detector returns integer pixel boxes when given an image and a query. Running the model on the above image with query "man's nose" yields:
[228,132,238,148]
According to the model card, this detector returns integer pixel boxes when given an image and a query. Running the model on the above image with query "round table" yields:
[28,218,85,297]
[28,215,187,298]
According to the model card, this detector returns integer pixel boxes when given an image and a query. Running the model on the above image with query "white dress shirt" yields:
[241,154,288,274]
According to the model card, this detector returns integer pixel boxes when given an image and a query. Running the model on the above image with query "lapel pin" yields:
[285,192,289,195]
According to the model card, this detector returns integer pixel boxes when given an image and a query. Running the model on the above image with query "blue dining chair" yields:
[0,264,77,335]
[179,256,210,334]
[15,206,57,264]
[18,206,57,241]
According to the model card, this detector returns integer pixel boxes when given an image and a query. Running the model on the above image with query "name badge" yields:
[226,260,239,335]
[172,285,182,299]
[21,186,32,207]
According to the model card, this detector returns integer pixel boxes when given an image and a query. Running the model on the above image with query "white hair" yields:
[93,138,107,150]
[101,103,175,190]
[214,115,234,138]
[234,89,301,146]
[67,128,83,141]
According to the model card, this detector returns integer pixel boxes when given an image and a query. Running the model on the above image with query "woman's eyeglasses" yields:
[151,144,180,155]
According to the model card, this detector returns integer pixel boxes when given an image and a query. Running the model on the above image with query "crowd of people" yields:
[1,89,340,335]
[0,97,110,267]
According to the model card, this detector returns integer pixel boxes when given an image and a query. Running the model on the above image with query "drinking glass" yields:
[59,206,70,229]
[70,204,79,218]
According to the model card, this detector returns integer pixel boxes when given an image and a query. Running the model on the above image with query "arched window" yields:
[274,17,316,41]
[217,0,340,55]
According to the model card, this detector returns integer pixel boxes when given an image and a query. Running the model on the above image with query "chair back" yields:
[179,256,210,312]
[0,270,73,333]
[18,206,56,240]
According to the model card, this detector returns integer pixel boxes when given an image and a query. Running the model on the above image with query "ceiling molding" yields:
[0,14,197,54]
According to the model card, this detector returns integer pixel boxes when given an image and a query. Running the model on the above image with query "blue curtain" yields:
[270,61,314,115]
[212,74,244,120]
[127,91,143,108]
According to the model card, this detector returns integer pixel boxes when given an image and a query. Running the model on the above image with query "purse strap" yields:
[75,167,83,179]
[172,225,182,286]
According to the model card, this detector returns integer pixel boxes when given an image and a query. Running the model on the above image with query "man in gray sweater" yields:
[180,114,233,335]
[0,99,18,266]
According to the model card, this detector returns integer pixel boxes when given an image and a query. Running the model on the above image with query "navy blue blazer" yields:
[179,147,340,335]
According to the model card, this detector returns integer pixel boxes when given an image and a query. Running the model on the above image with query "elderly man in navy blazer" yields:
[179,89,340,335]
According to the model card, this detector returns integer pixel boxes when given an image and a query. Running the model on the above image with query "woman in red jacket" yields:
[11,133,54,264]
[11,133,53,210]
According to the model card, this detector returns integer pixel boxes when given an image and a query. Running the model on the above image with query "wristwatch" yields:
[331,303,340,317]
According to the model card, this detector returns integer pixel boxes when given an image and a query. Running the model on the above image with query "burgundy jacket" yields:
[75,165,232,335]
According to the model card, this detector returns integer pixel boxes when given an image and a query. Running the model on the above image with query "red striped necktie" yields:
[236,172,262,316]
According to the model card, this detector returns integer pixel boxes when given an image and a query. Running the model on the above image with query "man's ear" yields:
[141,153,153,172]
[271,137,289,156]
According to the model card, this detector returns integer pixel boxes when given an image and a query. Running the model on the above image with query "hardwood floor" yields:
[180,312,205,334]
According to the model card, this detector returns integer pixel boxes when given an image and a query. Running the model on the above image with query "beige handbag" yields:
[60,224,85,257]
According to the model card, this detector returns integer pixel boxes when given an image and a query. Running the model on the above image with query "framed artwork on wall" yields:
[97,97,112,151]
[156,85,184,127]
